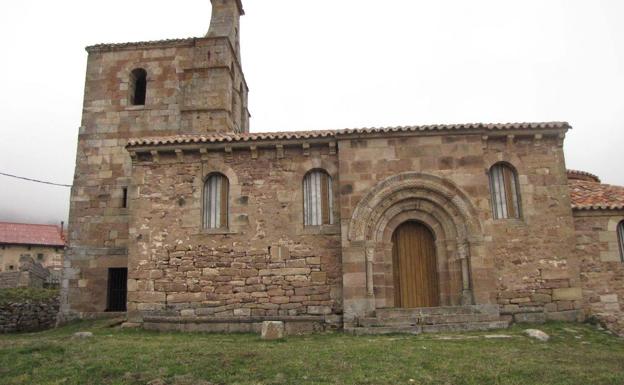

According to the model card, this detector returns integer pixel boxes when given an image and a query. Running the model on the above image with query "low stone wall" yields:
[0,293,59,333]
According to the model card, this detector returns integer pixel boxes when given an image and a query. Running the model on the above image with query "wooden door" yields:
[392,222,439,308]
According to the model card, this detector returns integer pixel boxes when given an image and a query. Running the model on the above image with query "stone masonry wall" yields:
[127,143,341,326]
[0,295,59,333]
[337,131,580,322]
[64,34,248,318]
[483,137,582,324]
[574,211,624,336]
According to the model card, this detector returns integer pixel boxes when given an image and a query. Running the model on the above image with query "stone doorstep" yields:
[375,305,500,319]
[346,321,510,335]
[360,313,500,328]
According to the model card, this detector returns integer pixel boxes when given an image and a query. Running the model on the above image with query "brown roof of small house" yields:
[568,172,624,211]
[0,222,66,247]
[127,121,570,147]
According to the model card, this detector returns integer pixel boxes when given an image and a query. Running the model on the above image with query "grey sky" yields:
[0,0,622,225]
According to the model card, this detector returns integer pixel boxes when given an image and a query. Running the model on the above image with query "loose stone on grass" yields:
[523,329,550,342]
[72,331,93,338]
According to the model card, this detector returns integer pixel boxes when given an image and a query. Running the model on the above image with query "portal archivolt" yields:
[348,172,483,308]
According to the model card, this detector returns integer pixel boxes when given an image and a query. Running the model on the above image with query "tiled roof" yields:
[0,222,66,247]
[127,122,570,147]
[567,169,601,183]
[568,178,624,211]
[86,38,196,53]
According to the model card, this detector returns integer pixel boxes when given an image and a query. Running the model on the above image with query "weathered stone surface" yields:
[0,295,59,334]
[523,329,550,342]
[514,312,546,324]
[261,321,284,340]
[552,288,583,301]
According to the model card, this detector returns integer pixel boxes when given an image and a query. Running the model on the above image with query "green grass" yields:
[0,321,622,385]
[0,288,58,305]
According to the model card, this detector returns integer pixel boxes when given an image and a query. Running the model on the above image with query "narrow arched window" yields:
[618,221,624,262]
[303,170,333,226]
[129,68,147,106]
[203,173,229,229]
[489,163,521,219]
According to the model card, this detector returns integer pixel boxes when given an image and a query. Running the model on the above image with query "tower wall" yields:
[62,1,248,320]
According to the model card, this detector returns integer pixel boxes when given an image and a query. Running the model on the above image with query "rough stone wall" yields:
[337,132,579,323]
[482,137,582,324]
[0,295,59,333]
[127,144,342,326]
[64,34,248,318]
[574,211,624,335]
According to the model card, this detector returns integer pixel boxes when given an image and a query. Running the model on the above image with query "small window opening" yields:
[37,253,44,261]
[8,265,14,271]
[122,187,128,208]
[129,68,147,106]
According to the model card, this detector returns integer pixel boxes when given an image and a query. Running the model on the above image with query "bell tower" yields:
[181,0,249,134]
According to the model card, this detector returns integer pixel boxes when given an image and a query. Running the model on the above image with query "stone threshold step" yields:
[376,305,499,318]
[347,320,509,335]
[360,313,500,327]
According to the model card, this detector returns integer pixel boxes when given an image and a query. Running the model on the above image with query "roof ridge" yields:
[127,121,570,147]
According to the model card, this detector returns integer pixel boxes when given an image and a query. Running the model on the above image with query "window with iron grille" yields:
[203,173,229,229]
[489,163,522,219]
[618,220,624,262]
[303,170,333,226]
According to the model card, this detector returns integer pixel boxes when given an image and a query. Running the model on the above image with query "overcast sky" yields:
[0,0,622,225]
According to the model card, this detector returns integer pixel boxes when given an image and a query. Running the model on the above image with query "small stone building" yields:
[0,222,65,287]
[62,0,624,335]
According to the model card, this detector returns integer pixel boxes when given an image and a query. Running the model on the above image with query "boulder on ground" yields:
[523,329,549,342]
[261,321,284,340]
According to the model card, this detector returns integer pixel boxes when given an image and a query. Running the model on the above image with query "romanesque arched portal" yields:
[342,172,491,322]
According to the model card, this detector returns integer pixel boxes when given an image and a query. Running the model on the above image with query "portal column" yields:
[458,240,474,305]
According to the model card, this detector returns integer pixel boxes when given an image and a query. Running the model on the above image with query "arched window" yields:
[129,68,147,106]
[203,173,229,229]
[303,170,333,226]
[489,163,521,219]
[618,220,624,262]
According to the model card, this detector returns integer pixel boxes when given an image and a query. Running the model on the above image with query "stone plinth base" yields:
[141,315,333,335]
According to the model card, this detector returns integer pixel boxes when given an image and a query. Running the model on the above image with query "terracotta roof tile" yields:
[127,121,570,147]
[568,179,624,211]
[567,169,601,183]
[86,38,197,53]
[0,222,66,247]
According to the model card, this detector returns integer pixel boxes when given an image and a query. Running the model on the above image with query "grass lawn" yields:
[0,320,622,385]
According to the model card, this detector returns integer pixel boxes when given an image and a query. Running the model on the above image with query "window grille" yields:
[203,173,229,229]
[303,170,333,226]
[489,163,521,219]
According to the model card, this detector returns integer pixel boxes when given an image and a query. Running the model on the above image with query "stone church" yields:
[62,0,624,335]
